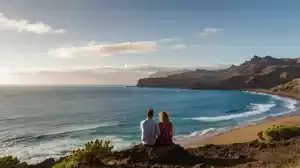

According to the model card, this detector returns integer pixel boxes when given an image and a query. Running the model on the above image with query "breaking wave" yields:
[185,103,276,122]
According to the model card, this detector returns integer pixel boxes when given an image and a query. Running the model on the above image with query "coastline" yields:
[184,89,300,148]
[3,88,300,168]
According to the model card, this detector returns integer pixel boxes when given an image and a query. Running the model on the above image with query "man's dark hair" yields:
[147,109,154,118]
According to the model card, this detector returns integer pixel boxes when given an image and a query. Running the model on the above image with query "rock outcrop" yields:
[11,136,300,168]
[271,78,300,93]
[137,56,300,90]
[113,144,197,164]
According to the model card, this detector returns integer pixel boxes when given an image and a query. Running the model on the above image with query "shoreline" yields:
[249,89,300,100]
[184,89,300,148]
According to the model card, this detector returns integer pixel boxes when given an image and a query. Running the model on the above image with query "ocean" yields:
[0,86,298,164]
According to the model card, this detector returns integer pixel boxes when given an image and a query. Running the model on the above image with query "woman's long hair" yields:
[159,112,170,123]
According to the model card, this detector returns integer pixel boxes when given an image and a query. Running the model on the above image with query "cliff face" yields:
[271,78,300,93]
[137,56,300,89]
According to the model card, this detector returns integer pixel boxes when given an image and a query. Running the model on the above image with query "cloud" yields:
[1,64,230,85]
[156,38,178,44]
[155,38,188,50]
[5,64,229,75]
[0,12,65,34]
[170,44,187,50]
[199,28,222,36]
[48,41,157,58]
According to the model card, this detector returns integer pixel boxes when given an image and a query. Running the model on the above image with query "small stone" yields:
[204,144,214,148]
[232,154,246,160]
[193,164,206,168]
[107,160,117,165]
[259,143,267,150]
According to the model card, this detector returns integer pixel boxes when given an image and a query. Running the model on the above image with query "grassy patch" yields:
[52,139,113,168]
[258,125,300,143]
[0,156,20,167]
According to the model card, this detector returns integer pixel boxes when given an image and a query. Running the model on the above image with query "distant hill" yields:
[149,69,190,78]
[137,56,300,89]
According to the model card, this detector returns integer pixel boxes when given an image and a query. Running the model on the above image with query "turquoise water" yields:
[0,86,298,163]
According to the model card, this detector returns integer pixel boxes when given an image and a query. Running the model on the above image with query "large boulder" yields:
[115,144,197,164]
[149,144,193,163]
[192,164,206,168]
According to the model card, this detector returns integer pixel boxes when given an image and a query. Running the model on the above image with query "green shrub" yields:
[258,125,300,143]
[52,158,77,168]
[0,156,20,167]
[52,139,113,168]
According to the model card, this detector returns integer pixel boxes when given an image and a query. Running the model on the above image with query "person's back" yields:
[157,122,173,145]
[157,112,174,145]
[140,119,157,145]
[140,109,160,146]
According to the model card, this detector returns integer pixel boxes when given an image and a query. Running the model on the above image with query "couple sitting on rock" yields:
[140,109,173,146]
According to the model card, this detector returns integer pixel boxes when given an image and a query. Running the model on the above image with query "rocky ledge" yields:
[10,137,300,168]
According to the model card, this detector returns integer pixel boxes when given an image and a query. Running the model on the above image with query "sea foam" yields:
[174,127,229,145]
[185,103,276,122]
[0,135,135,164]
[187,91,299,122]
[48,121,119,135]
[245,91,298,114]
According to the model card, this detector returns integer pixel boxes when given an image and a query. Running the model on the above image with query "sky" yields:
[0,0,300,84]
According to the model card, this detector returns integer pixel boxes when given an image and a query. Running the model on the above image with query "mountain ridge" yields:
[149,69,190,78]
[137,56,300,89]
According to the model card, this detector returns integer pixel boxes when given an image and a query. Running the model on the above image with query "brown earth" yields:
[100,138,300,168]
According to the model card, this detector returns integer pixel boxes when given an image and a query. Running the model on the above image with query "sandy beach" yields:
[185,89,300,148]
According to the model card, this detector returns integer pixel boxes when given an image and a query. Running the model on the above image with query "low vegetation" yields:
[0,140,113,168]
[258,125,300,143]
[0,155,20,168]
[53,139,113,168]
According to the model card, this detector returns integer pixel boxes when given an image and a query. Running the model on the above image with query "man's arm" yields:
[140,121,145,141]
